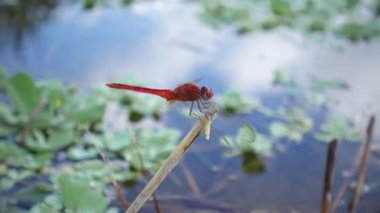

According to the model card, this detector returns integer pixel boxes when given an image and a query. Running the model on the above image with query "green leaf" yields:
[336,22,372,41]
[269,122,288,138]
[251,134,273,157]
[37,80,65,110]
[68,146,98,160]
[59,173,110,213]
[273,69,297,87]
[5,72,40,115]
[234,126,271,157]
[66,101,106,125]
[30,202,60,213]
[311,78,348,92]
[315,116,360,142]
[123,128,180,172]
[0,142,53,169]
[73,160,135,184]
[218,90,259,115]
[0,177,15,191]
[26,129,75,151]
[271,0,293,17]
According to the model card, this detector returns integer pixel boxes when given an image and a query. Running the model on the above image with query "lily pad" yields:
[222,125,271,157]
[73,160,135,185]
[315,116,360,142]
[30,202,60,213]
[68,146,98,160]
[5,72,40,115]
[311,78,348,92]
[271,108,313,142]
[26,129,76,152]
[273,69,297,87]
[66,100,106,126]
[59,173,110,213]
[218,90,259,115]
[123,128,180,172]
[0,142,53,169]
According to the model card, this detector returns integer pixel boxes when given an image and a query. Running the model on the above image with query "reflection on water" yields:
[1,1,380,212]
[0,0,59,49]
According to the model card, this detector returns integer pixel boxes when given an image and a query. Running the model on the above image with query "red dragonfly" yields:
[106,80,214,116]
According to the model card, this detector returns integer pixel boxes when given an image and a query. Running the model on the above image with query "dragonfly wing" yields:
[176,77,203,87]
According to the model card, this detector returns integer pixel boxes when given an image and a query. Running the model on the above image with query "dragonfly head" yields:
[200,86,214,101]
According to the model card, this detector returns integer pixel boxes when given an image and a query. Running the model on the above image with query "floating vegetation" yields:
[315,116,360,142]
[191,0,380,41]
[269,107,313,142]
[0,65,362,211]
[217,89,259,115]
[221,125,273,157]
[0,67,179,211]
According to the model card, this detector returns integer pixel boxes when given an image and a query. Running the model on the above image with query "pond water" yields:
[1,1,380,212]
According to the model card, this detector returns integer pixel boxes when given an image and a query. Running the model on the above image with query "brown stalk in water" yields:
[321,139,338,213]
[348,115,375,212]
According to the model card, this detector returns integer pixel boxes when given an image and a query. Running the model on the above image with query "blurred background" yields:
[0,0,380,212]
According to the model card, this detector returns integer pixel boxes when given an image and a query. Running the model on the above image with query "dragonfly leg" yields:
[196,99,206,113]
[188,101,195,116]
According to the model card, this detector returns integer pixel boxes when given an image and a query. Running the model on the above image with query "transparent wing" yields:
[177,77,203,87]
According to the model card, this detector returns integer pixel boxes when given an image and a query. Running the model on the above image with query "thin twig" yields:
[95,145,129,209]
[348,115,375,212]
[180,161,201,197]
[19,99,46,146]
[125,103,218,213]
[321,139,338,213]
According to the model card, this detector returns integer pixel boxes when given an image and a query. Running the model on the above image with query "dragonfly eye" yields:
[200,86,208,100]
[201,86,213,100]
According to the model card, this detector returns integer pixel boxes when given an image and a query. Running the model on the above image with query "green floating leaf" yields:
[336,22,378,42]
[251,134,273,157]
[271,0,293,17]
[26,129,76,152]
[68,146,98,160]
[218,90,259,115]
[307,92,328,107]
[59,173,110,213]
[5,72,40,115]
[311,78,348,92]
[66,101,106,125]
[123,128,180,172]
[269,122,288,138]
[315,116,360,142]
[128,96,166,122]
[37,80,65,111]
[223,125,271,157]
[271,108,313,142]
[86,131,131,152]
[30,202,60,213]
[273,69,297,87]
[74,160,135,185]
[0,142,53,169]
